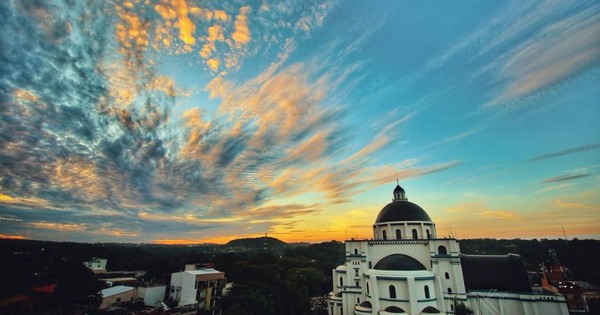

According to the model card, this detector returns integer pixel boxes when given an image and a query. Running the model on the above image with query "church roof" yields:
[373,254,427,271]
[375,200,431,223]
[460,254,532,292]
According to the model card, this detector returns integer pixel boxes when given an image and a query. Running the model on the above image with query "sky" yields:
[0,0,599,244]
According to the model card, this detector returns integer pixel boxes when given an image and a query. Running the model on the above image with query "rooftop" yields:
[100,285,135,298]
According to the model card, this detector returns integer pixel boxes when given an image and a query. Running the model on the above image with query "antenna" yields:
[561,225,567,240]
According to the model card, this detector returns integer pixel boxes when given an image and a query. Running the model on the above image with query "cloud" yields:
[542,173,591,184]
[553,200,596,210]
[482,2,600,107]
[479,210,519,220]
[535,183,573,194]
[29,221,87,231]
[0,234,26,240]
[231,6,251,47]
[531,143,600,161]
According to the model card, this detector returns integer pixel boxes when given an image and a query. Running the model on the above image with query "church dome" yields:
[373,254,427,271]
[375,185,431,223]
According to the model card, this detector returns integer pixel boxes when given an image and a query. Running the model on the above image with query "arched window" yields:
[424,285,430,299]
[438,245,448,255]
[395,229,401,239]
[389,285,396,299]
[355,281,359,287]
[354,248,358,255]
[426,229,431,239]
[339,277,344,287]
[412,229,418,239]
[366,282,370,294]
[445,272,450,279]
[382,230,387,240]
[448,287,452,293]
[357,297,360,303]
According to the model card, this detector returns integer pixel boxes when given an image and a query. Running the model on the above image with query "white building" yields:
[329,185,569,315]
[137,284,167,307]
[83,257,107,273]
[169,264,226,314]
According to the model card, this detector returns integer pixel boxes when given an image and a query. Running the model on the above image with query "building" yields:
[169,263,226,314]
[83,257,107,273]
[328,185,569,315]
[99,285,136,310]
[137,284,167,307]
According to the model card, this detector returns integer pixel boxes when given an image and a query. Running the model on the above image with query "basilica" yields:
[328,185,569,315]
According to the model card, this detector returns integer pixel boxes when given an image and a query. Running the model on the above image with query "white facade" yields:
[169,264,226,314]
[328,185,569,315]
[137,285,167,307]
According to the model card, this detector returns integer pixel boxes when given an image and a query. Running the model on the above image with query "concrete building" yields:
[137,284,167,307]
[83,257,107,273]
[328,185,569,315]
[99,285,135,310]
[169,263,226,314]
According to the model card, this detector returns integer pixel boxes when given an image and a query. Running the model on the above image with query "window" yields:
[382,230,387,240]
[438,245,448,255]
[451,304,454,311]
[426,229,431,239]
[412,229,418,239]
[357,297,360,303]
[445,272,450,279]
[355,269,359,276]
[389,285,396,299]
[355,281,359,287]
[396,229,401,239]
[368,261,372,269]
[354,248,358,255]
[447,288,452,293]
[424,285,430,299]
[340,277,344,287]
[366,282,370,294]
[116,297,121,303]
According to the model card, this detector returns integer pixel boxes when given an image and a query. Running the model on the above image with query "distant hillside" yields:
[224,236,288,251]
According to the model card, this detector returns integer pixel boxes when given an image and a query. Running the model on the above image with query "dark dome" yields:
[376,200,431,223]
[374,254,426,271]
[393,185,405,194]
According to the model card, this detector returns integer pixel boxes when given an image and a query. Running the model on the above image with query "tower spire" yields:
[396,171,399,185]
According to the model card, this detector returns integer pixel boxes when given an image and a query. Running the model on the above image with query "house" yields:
[328,184,570,315]
[169,263,226,314]
[99,285,136,310]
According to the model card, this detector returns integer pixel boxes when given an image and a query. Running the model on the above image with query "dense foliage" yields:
[0,237,598,314]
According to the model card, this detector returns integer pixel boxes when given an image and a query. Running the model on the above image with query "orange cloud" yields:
[0,192,50,208]
[0,234,26,240]
[52,157,108,201]
[231,6,251,47]
[207,58,220,72]
[29,222,87,231]
[553,199,596,210]
[155,0,196,49]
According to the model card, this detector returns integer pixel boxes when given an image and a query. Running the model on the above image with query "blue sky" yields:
[1,0,598,243]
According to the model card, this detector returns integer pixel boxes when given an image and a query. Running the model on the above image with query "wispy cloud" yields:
[482,1,600,107]
[542,173,591,184]
[531,143,600,161]
[553,199,596,210]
